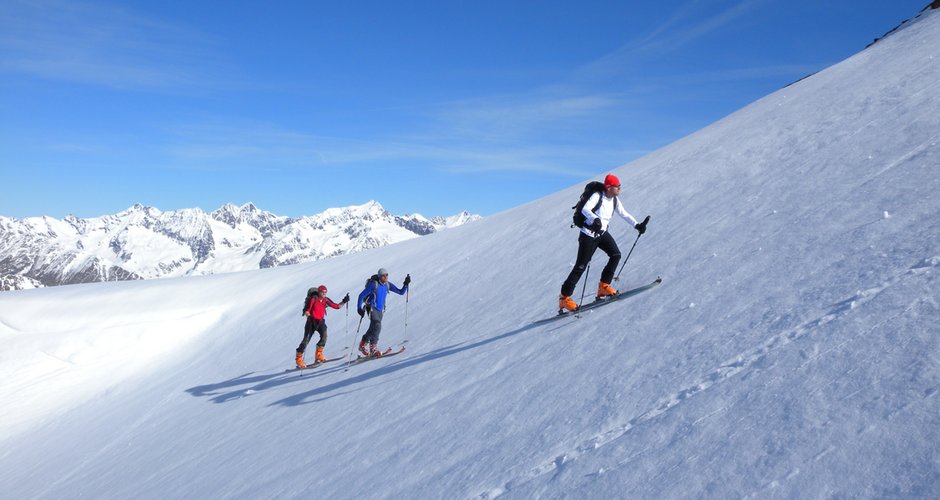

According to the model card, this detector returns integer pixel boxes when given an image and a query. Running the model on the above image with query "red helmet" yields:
[318,285,327,293]
[604,174,621,189]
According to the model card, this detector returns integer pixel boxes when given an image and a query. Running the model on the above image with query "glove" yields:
[357,308,365,317]
[635,215,650,235]
[342,293,350,304]
[589,218,603,232]
[403,274,411,287]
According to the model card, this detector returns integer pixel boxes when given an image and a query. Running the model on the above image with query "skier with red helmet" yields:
[296,285,349,368]
[559,174,648,312]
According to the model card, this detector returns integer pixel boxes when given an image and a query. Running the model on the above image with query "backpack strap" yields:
[592,192,618,218]
[363,275,380,307]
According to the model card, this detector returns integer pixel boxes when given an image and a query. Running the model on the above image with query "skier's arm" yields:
[614,196,638,227]
[389,282,406,295]
[357,282,376,310]
[581,192,602,225]
[326,298,342,309]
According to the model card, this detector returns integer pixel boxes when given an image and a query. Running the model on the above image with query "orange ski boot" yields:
[295,351,306,368]
[559,294,579,313]
[314,345,327,363]
[597,281,618,299]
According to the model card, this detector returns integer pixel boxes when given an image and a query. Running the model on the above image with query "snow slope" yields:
[2,9,939,499]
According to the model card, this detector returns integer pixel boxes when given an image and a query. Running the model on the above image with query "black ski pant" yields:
[297,316,327,354]
[561,231,621,297]
[360,309,384,345]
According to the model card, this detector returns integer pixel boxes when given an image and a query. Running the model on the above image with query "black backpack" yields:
[301,287,316,315]
[572,181,616,228]
[362,274,382,308]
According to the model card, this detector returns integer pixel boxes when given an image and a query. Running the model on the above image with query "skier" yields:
[357,268,410,357]
[296,285,349,368]
[559,174,648,312]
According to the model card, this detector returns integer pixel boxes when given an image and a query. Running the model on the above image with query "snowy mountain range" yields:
[1,6,939,500]
[0,201,479,290]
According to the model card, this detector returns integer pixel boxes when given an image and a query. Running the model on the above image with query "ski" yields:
[286,356,345,372]
[353,347,406,363]
[574,276,662,315]
[542,277,662,322]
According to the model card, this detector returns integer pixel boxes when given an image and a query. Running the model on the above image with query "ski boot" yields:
[597,281,618,300]
[370,343,383,358]
[558,294,578,313]
[359,341,370,356]
[295,351,306,369]
[314,345,327,363]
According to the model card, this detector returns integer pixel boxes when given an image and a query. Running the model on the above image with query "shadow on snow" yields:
[185,280,662,406]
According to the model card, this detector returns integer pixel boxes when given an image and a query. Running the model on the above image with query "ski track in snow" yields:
[742,297,936,499]
[865,131,940,183]
[478,256,939,499]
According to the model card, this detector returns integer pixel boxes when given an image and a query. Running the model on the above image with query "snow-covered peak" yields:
[210,202,286,233]
[119,203,161,218]
[1,201,481,288]
[316,200,387,220]
[404,210,482,232]
[0,274,43,291]
[431,211,481,229]
[406,213,432,223]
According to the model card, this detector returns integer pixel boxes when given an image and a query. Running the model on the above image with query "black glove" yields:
[589,218,603,232]
[635,215,650,235]
[357,308,365,317]
[403,274,411,287]
[342,293,350,304]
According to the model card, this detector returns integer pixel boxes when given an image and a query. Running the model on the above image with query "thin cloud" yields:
[581,0,766,78]
[436,93,622,141]
[0,0,233,90]
[162,118,620,177]
[637,0,763,54]
[630,62,826,89]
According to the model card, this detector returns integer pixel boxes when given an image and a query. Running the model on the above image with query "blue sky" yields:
[0,0,928,219]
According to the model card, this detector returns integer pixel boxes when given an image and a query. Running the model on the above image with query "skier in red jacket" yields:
[296,285,349,368]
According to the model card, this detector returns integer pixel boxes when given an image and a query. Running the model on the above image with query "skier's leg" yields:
[561,233,599,297]
[314,322,328,362]
[316,321,328,348]
[597,231,622,284]
[366,309,384,355]
[297,317,316,353]
[364,309,383,345]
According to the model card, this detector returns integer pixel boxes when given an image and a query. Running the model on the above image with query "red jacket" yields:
[305,296,342,320]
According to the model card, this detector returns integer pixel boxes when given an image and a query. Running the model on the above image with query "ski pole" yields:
[404,286,409,339]
[347,302,366,370]
[614,216,649,282]
[344,297,350,360]
[576,262,591,314]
